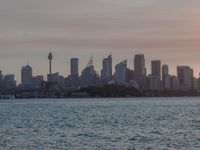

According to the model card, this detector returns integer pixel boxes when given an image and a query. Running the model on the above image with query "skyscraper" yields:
[134,54,146,89]
[134,54,146,76]
[21,65,32,86]
[162,65,169,79]
[70,58,79,87]
[5,74,16,89]
[80,65,95,87]
[150,60,161,90]
[151,60,161,80]
[101,54,112,82]
[114,60,127,85]
[71,58,79,76]
[80,57,96,87]
[162,64,169,88]
[177,66,193,90]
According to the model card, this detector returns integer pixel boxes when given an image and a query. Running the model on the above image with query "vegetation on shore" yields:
[71,85,142,97]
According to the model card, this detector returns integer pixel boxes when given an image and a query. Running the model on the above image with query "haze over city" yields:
[1,2,200,149]
[1,0,200,82]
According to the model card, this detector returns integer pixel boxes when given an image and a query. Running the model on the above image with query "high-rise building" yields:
[162,64,169,88]
[150,60,161,90]
[114,60,127,85]
[126,68,134,81]
[134,54,146,89]
[162,65,169,80]
[151,60,161,79]
[177,66,193,90]
[101,54,112,82]
[164,75,171,90]
[47,72,65,87]
[32,75,44,88]
[171,75,179,90]
[71,58,79,76]
[70,58,79,87]
[80,57,98,87]
[150,75,160,90]
[21,65,33,86]
[4,74,16,89]
[80,65,95,87]
[193,77,198,90]
[134,54,146,76]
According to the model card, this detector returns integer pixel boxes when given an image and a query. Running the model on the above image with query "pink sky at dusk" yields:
[0,0,200,82]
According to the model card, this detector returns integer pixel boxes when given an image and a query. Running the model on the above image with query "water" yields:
[0,97,200,150]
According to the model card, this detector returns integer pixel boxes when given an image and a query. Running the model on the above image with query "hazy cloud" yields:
[0,0,200,82]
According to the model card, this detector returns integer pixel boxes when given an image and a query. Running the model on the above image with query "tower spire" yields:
[48,50,53,74]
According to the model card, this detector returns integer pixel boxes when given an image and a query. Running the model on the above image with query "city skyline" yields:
[0,52,196,93]
[0,52,200,85]
[1,0,200,82]
[1,1,200,149]
[1,52,200,84]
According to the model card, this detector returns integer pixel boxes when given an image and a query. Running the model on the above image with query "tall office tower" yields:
[177,66,194,90]
[151,60,161,79]
[162,64,169,88]
[134,54,146,89]
[114,60,127,85]
[48,52,53,75]
[70,58,79,87]
[71,58,79,76]
[134,54,146,76]
[150,60,161,90]
[80,57,96,87]
[162,65,169,79]
[80,65,95,87]
[21,65,33,86]
[101,54,112,82]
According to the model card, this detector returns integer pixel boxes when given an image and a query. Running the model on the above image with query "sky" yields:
[1,0,200,83]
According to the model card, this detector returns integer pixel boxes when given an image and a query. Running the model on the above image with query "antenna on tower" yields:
[87,56,93,67]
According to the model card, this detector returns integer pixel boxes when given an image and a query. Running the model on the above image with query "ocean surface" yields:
[0,97,200,150]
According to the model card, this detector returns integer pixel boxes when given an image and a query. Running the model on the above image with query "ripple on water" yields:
[0,98,200,149]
